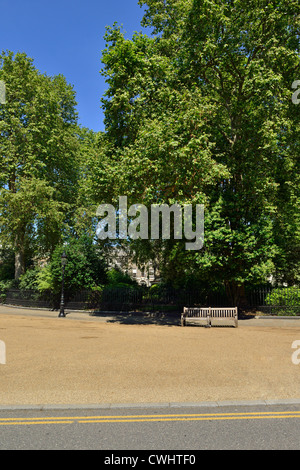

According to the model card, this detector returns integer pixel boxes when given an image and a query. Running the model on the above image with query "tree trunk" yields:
[15,250,25,280]
[225,281,247,307]
[14,232,25,280]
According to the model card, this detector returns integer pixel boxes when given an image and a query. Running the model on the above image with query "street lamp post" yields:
[58,251,67,317]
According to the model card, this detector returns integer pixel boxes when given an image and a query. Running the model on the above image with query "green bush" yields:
[0,279,14,291]
[19,268,40,290]
[36,264,54,292]
[107,268,137,288]
[265,287,300,315]
[37,237,107,296]
[147,283,164,300]
[265,287,300,306]
[0,279,15,303]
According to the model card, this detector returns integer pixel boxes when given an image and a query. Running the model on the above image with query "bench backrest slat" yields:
[182,307,238,327]
[210,308,237,318]
[184,307,237,318]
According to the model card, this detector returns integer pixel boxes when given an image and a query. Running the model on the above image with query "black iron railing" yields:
[0,285,299,315]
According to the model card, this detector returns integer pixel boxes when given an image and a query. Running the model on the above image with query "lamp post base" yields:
[58,307,66,317]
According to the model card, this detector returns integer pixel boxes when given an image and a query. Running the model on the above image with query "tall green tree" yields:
[73,127,115,239]
[0,51,80,279]
[99,0,300,304]
[181,0,300,300]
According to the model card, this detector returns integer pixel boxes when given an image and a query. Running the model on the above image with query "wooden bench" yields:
[181,307,210,327]
[181,307,238,327]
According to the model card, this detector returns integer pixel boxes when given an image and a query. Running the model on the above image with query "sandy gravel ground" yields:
[0,307,300,406]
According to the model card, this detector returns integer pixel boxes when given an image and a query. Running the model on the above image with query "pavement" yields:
[0,304,300,408]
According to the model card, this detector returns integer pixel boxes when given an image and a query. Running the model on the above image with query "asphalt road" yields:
[1,403,300,451]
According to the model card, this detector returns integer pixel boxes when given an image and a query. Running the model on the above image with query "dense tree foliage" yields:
[0,1,299,305]
[0,51,80,279]
[98,0,300,303]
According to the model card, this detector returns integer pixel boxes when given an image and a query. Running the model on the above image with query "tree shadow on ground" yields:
[90,309,257,326]
[91,311,181,326]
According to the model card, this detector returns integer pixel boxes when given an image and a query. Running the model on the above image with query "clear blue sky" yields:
[0,0,149,132]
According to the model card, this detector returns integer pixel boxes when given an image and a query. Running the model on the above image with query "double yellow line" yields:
[1,410,300,426]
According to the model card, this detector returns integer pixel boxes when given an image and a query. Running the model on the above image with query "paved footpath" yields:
[1,305,300,409]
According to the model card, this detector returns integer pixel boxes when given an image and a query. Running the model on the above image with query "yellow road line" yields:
[1,410,300,426]
[78,414,300,424]
[0,420,74,426]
